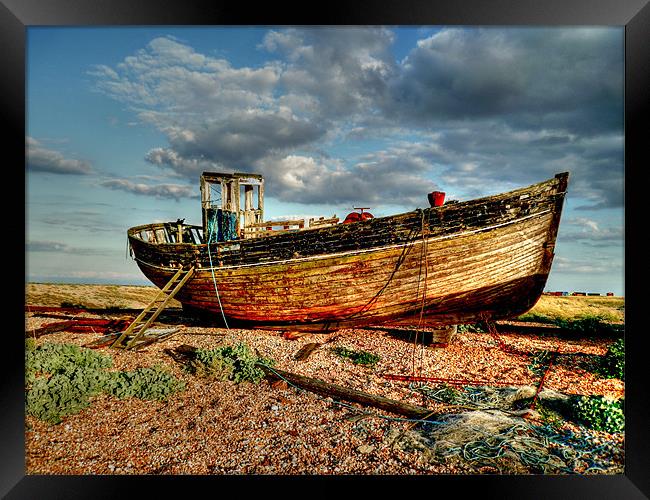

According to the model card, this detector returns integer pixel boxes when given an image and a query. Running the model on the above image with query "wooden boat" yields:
[127,171,569,333]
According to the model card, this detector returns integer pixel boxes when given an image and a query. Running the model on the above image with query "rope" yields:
[336,217,424,324]
[530,345,560,410]
[410,210,429,378]
[205,216,230,330]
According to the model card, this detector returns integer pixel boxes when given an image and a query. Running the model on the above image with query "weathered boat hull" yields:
[128,173,568,332]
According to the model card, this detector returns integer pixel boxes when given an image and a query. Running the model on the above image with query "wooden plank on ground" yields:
[27,321,77,338]
[259,365,436,420]
[294,342,321,361]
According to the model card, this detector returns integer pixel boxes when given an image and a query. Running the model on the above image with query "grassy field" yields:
[521,295,624,324]
[25,283,181,310]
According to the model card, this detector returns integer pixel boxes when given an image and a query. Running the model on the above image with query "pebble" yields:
[24,309,625,475]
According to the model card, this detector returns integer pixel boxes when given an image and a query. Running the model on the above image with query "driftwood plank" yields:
[27,321,77,338]
[294,342,322,361]
[83,332,122,349]
[258,365,435,420]
[167,344,435,420]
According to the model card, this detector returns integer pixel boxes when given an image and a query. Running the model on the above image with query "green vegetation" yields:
[60,301,86,309]
[331,346,381,367]
[553,315,622,336]
[105,366,185,400]
[517,310,623,337]
[187,343,274,383]
[417,383,463,405]
[527,349,554,376]
[457,323,487,334]
[571,395,625,433]
[515,312,555,324]
[25,341,185,424]
[598,338,625,380]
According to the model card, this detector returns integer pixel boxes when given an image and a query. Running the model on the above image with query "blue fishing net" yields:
[206,209,238,242]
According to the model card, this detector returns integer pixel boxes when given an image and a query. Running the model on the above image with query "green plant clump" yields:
[457,322,487,334]
[572,395,624,433]
[331,346,380,366]
[25,341,185,424]
[515,312,554,324]
[599,338,624,380]
[25,341,113,386]
[188,343,274,383]
[554,316,621,336]
[105,365,186,400]
[60,301,86,309]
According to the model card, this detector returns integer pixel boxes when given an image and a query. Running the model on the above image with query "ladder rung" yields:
[111,266,194,349]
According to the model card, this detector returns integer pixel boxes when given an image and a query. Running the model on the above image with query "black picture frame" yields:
[7,0,648,497]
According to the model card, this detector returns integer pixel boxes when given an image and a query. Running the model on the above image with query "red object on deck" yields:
[343,212,361,224]
[343,208,374,224]
[428,191,446,207]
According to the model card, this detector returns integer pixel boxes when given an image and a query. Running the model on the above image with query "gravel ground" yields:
[24,311,624,475]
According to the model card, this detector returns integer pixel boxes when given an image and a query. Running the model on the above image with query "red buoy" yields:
[428,191,446,207]
[343,212,361,224]
[343,207,374,224]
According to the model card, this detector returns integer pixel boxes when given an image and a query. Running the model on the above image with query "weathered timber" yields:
[294,342,322,361]
[83,332,122,349]
[29,312,83,320]
[131,328,181,350]
[26,305,88,314]
[259,365,436,420]
[27,321,77,338]
[127,173,569,332]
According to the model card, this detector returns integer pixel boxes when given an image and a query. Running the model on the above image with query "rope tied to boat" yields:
[411,209,429,378]
[343,212,424,322]
[206,220,230,330]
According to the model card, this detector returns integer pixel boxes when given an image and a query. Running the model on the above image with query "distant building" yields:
[607,292,614,297]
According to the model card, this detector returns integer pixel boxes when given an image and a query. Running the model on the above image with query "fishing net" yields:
[389,384,623,474]
[206,208,238,243]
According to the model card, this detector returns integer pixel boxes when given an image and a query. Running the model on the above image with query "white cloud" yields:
[26,137,92,175]
[100,178,197,200]
[89,28,623,210]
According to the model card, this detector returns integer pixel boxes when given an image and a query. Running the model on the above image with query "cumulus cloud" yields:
[89,28,623,209]
[27,240,109,255]
[262,27,396,119]
[160,108,326,169]
[89,36,281,116]
[558,217,624,246]
[385,28,623,135]
[26,137,92,175]
[253,153,439,206]
[100,178,197,200]
[145,148,219,177]
[553,255,623,274]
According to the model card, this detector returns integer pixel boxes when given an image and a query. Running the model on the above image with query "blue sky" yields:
[26,26,624,295]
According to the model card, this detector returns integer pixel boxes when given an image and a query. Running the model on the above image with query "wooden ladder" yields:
[112,266,195,350]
